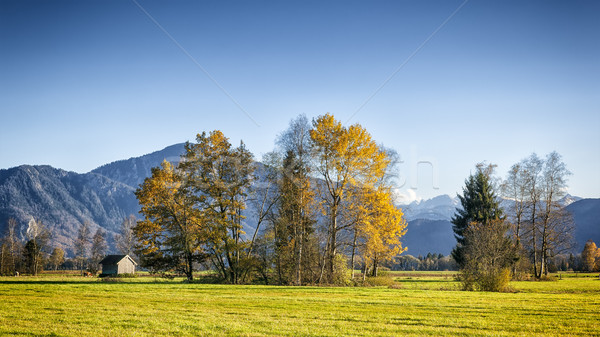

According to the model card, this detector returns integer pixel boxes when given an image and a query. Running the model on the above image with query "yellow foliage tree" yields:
[357,186,407,278]
[310,113,390,283]
[581,240,600,272]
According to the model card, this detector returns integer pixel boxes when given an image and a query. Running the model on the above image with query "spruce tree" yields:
[451,163,503,267]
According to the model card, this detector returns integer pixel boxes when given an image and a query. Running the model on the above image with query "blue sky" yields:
[1,0,598,201]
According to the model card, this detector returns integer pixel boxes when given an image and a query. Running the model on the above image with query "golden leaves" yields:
[310,113,389,195]
[357,186,407,263]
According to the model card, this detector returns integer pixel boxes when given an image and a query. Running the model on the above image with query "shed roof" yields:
[99,254,137,265]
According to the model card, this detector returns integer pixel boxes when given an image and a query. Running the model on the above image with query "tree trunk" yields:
[531,203,539,279]
[186,251,194,281]
[296,223,303,286]
[318,236,329,284]
[372,256,378,277]
[350,228,357,280]
[327,201,338,283]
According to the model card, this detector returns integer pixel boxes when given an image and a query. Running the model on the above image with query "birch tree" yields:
[115,215,137,258]
[536,151,573,277]
[90,228,108,273]
[505,152,574,279]
[74,221,91,274]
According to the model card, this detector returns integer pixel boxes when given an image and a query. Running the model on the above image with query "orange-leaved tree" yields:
[581,240,600,272]
[310,113,390,283]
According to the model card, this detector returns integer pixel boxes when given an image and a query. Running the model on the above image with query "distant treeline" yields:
[391,253,457,271]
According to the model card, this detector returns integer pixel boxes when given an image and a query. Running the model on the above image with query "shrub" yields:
[332,254,350,286]
[458,268,512,292]
[459,221,516,292]
[363,275,395,287]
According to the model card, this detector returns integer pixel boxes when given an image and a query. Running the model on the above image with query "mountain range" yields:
[1,144,598,257]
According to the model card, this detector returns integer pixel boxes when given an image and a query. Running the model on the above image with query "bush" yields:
[459,221,516,292]
[363,275,395,287]
[331,254,350,286]
[459,268,512,292]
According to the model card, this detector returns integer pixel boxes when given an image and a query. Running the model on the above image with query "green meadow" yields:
[0,272,598,337]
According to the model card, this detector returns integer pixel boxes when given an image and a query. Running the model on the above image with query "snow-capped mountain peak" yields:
[400,194,459,221]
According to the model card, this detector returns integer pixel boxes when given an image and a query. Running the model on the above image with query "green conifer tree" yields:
[452,163,503,267]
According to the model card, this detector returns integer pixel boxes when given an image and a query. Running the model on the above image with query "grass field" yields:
[0,272,599,336]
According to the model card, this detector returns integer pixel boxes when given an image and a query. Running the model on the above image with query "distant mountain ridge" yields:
[400,193,597,255]
[400,194,459,222]
[0,144,186,255]
[566,198,600,251]
[92,143,185,188]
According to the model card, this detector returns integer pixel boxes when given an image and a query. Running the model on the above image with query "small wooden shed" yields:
[99,255,137,275]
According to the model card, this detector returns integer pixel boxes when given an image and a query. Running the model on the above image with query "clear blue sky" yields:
[1,0,598,201]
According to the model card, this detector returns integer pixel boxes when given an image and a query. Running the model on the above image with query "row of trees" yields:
[0,215,137,276]
[0,218,60,275]
[451,152,575,291]
[134,114,408,284]
[392,253,457,271]
[547,250,598,273]
[501,152,574,278]
[72,216,138,274]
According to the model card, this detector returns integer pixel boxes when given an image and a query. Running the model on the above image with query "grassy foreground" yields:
[0,272,598,336]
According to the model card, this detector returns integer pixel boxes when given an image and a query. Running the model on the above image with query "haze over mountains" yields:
[0,144,598,257]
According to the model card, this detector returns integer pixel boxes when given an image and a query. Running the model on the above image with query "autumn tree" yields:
[180,131,254,284]
[344,147,403,280]
[48,247,65,271]
[74,222,91,275]
[452,163,504,268]
[310,113,389,283]
[356,186,407,278]
[581,240,600,272]
[135,160,204,281]
[115,214,137,259]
